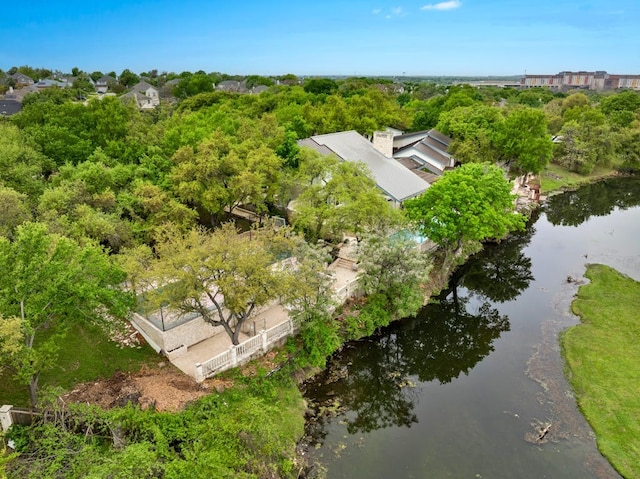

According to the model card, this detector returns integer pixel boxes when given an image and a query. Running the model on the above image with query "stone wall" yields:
[130,312,224,358]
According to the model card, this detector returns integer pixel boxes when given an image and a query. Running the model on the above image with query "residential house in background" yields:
[34,78,69,89]
[120,81,160,109]
[215,80,247,92]
[299,130,430,206]
[8,72,34,88]
[95,74,116,94]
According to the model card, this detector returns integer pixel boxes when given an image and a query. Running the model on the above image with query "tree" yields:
[292,151,398,242]
[282,241,341,367]
[404,163,526,253]
[173,73,215,99]
[553,119,617,174]
[118,69,140,88]
[495,107,553,174]
[71,72,95,94]
[144,223,295,345]
[303,78,338,95]
[437,105,503,164]
[244,75,274,89]
[0,223,131,407]
[0,123,51,199]
[170,132,283,225]
[0,186,32,239]
[357,228,431,319]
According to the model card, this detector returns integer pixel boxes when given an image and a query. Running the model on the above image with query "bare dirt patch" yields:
[60,350,286,413]
[61,364,219,412]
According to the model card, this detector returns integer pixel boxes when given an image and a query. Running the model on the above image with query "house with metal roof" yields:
[392,129,456,176]
[298,130,430,206]
[34,78,70,89]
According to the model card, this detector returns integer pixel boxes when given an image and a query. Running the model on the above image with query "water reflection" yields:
[544,177,640,227]
[304,177,640,479]
[458,224,536,303]
[305,284,511,440]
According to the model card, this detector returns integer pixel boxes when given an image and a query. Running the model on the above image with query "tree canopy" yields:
[0,223,131,407]
[141,223,297,345]
[404,163,526,251]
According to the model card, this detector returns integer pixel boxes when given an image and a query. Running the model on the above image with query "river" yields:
[302,177,640,479]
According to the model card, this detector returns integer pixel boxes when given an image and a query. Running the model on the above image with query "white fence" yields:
[195,319,295,382]
[0,405,40,433]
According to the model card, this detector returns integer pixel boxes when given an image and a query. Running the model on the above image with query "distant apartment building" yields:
[521,71,640,91]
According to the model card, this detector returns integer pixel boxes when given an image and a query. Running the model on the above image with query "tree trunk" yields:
[29,374,39,409]
[232,327,241,345]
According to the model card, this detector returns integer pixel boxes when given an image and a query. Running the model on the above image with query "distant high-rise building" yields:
[520,71,640,91]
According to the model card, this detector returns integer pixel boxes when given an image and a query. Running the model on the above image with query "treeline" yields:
[1,71,640,478]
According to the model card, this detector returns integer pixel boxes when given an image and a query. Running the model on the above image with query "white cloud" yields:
[421,0,462,11]
[376,6,406,19]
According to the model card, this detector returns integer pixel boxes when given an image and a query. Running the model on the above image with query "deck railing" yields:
[195,319,296,382]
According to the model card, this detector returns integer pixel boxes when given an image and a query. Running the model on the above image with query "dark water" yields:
[303,177,640,479]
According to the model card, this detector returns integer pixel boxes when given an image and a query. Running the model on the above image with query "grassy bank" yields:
[540,163,622,194]
[562,264,640,478]
[0,321,157,407]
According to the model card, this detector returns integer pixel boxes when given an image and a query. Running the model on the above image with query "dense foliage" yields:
[404,163,526,251]
[1,67,639,477]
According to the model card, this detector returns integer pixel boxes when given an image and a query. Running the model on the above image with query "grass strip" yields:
[0,321,157,407]
[562,264,640,478]
[540,163,621,194]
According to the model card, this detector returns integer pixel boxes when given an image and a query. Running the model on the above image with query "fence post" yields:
[230,345,237,367]
[195,364,204,383]
[0,405,13,433]
[261,329,268,351]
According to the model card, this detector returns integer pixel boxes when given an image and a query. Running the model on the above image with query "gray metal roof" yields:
[302,131,429,202]
[394,129,454,175]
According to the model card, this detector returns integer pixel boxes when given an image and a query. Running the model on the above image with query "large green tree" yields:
[495,107,553,174]
[143,223,295,345]
[0,223,131,407]
[292,151,398,242]
[404,163,526,253]
[357,228,432,320]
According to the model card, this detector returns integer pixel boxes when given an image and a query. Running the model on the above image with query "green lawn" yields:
[562,264,640,478]
[540,162,622,194]
[0,321,157,407]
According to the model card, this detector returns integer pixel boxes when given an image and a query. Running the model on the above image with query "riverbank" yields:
[540,163,624,195]
[562,264,640,479]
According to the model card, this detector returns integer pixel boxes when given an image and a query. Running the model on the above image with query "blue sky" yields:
[3,0,639,76]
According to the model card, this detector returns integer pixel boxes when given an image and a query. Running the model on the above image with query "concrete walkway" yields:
[170,303,291,378]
